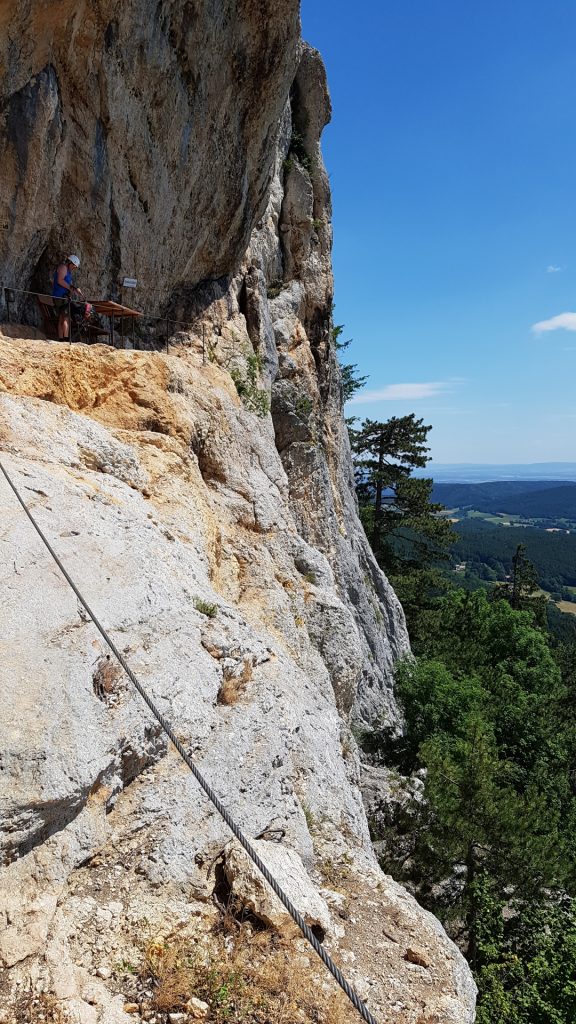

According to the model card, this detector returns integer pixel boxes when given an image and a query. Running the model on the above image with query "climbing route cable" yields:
[0,457,380,1024]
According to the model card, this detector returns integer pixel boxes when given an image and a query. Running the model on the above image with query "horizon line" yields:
[424,460,576,467]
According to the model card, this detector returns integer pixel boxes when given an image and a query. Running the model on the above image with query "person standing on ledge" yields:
[52,254,83,340]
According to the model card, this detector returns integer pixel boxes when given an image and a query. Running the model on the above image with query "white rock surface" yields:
[223,838,334,936]
[0,337,475,1022]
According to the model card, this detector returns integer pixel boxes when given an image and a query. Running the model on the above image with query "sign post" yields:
[120,278,138,349]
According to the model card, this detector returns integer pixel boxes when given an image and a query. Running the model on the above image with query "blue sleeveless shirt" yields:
[53,266,72,298]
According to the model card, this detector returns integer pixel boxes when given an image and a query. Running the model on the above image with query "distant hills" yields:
[431,473,576,603]
[433,481,576,519]
[419,463,576,483]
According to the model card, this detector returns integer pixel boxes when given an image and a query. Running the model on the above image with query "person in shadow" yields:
[52,254,83,340]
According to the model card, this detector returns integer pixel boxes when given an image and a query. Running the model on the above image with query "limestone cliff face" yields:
[0,5,476,1022]
[0,339,475,1023]
[244,48,409,728]
[1,1,408,727]
[0,0,301,308]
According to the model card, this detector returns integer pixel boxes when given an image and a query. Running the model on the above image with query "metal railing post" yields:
[202,322,206,364]
[68,295,72,346]
[4,287,14,322]
[165,318,169,355]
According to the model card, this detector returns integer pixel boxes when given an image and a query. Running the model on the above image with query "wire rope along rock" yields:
[0,456,380,1024]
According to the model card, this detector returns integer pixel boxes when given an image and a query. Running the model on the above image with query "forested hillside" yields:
[433,480,576,521]
[453,521,576,594]
[383,589,576,1024]
[349,412,576,1024]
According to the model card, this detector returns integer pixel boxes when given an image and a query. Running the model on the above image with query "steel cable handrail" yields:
[2,284,206,333]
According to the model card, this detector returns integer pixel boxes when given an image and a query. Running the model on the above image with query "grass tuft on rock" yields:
[141,923,355,1023]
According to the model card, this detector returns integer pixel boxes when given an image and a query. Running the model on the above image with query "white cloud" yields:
[546,265,564,273]
[350,381,450,404]
[532,312,576,335]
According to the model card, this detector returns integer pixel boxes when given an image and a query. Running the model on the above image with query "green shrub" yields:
[230,352,270,417]
[194,596,218,618]
[288,131,312,172]
[266,280,284,300]
[295,395,313,419]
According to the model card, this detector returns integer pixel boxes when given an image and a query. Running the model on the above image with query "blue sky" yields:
[301,0,576,463]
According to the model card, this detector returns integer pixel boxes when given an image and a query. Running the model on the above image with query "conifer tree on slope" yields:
[351,415,455,636]
[332,324,368,407]
[496,542,547,625]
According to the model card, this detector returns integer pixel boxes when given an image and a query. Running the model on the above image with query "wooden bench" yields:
[36,295,111,344]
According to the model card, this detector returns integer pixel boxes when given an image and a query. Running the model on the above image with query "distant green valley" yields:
[433,480,576,615]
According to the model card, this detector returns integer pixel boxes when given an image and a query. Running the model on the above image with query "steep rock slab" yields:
[0,337,475,1021]
[0,341,367,868]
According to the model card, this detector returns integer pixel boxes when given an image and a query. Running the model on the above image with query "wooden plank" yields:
[90,300,142,317]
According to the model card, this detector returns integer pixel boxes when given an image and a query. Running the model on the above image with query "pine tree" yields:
[332,324,368,406]
[509,543,538,610]
[351,415,454,577]
[498,543,547,625]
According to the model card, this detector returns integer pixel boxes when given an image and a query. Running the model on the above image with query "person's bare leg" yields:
[58,313,69,340]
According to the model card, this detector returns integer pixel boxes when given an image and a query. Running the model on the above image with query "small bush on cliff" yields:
[333,324,368,408]
[266,279,284,299]
[285,131,313,173]
[295,395,313,419]
[230,352,270,417]
[194,596,218,618]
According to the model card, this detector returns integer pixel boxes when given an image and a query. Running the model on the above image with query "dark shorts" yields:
[53,297,70,313]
